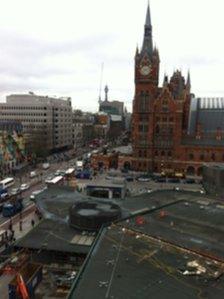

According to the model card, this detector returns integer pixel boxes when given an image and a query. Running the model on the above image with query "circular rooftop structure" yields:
[69,200,122,231]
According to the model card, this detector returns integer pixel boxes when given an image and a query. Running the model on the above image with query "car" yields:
[121,168,129,173]
[42,163,50,170]
[105,176,114,180]
[125,176,134,182]
[30,171,38,178]
[185,178,195,184]
[20,183,30,191]
[10,188,21,195]
[30,189,45,201]
[45,175,55,184]
[167,178,180,183]
[155,178,166,183]
[137,176,150,182]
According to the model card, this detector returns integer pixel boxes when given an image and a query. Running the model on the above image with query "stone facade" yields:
[0,92,73,153]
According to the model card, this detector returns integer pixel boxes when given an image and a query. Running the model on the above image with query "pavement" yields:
[0,204,41,251]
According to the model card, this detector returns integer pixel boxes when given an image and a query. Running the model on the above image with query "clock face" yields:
[140,65,151,76]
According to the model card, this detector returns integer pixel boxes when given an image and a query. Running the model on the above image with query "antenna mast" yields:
[98,62,104,104]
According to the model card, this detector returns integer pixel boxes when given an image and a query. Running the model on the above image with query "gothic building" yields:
[132,4,224,176]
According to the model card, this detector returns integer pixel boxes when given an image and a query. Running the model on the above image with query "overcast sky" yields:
[0,0,224,112]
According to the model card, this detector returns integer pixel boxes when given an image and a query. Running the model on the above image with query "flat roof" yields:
[15,219,91,254]
[69,190,224,298]
[86,181,125,189]
[70,222,224,299]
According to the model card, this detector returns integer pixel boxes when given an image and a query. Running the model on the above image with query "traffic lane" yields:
[10,146,92,188]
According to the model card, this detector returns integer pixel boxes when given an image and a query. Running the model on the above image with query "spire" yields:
[141,2,153,58]
[135,44,139,56]
[163,74,168,87]
[186,70,191,89]
[145,1,151,26]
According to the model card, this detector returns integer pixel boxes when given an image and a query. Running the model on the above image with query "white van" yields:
[30,171,38,178]
[42,163,50,170]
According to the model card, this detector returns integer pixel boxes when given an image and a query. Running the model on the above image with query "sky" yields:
[0,0,224,112]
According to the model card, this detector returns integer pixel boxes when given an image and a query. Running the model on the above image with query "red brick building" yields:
[132,4,224,176]
[91,152,118,170]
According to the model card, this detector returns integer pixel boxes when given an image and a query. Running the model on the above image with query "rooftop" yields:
[69,190,224,298]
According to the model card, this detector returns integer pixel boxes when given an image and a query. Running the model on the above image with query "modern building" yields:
[132,4,224,176]
[0,121,23,134]
[0,92,73,154]
[99,85,124,116]
[98,86,126,141]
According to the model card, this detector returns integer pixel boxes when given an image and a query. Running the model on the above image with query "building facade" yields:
[72,110,95,149]
[0,92,73,154]
[132,4,224,176]
[0,130,26,175]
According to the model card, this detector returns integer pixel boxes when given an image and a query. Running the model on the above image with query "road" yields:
[0,147,91,225]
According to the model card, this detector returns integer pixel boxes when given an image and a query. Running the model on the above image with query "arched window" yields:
[155,125,160,134]
[139,91,150,112]
[186,166,195,176]
[200,154,204,161]
[189,153,194,160]
[197,167,203,176]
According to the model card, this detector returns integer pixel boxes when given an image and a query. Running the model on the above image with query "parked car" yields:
[185,178,195,184]
[137,176,150,182]
[20,183,30,191]
[167,178,180,183]
[125,176,134,182]
[155,177,166,183]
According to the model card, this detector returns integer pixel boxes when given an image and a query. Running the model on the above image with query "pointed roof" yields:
[141,2,153,58]
[187,71,191,89]
[145,2,151,26]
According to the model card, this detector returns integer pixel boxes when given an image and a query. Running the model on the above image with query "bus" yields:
[0,178,15,189]
[45,176,64,187]
[65,168,75,179]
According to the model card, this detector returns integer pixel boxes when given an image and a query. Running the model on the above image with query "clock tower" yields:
[132,3,160,171]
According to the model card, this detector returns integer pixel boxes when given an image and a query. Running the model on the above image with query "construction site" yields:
[1,187,224,298]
